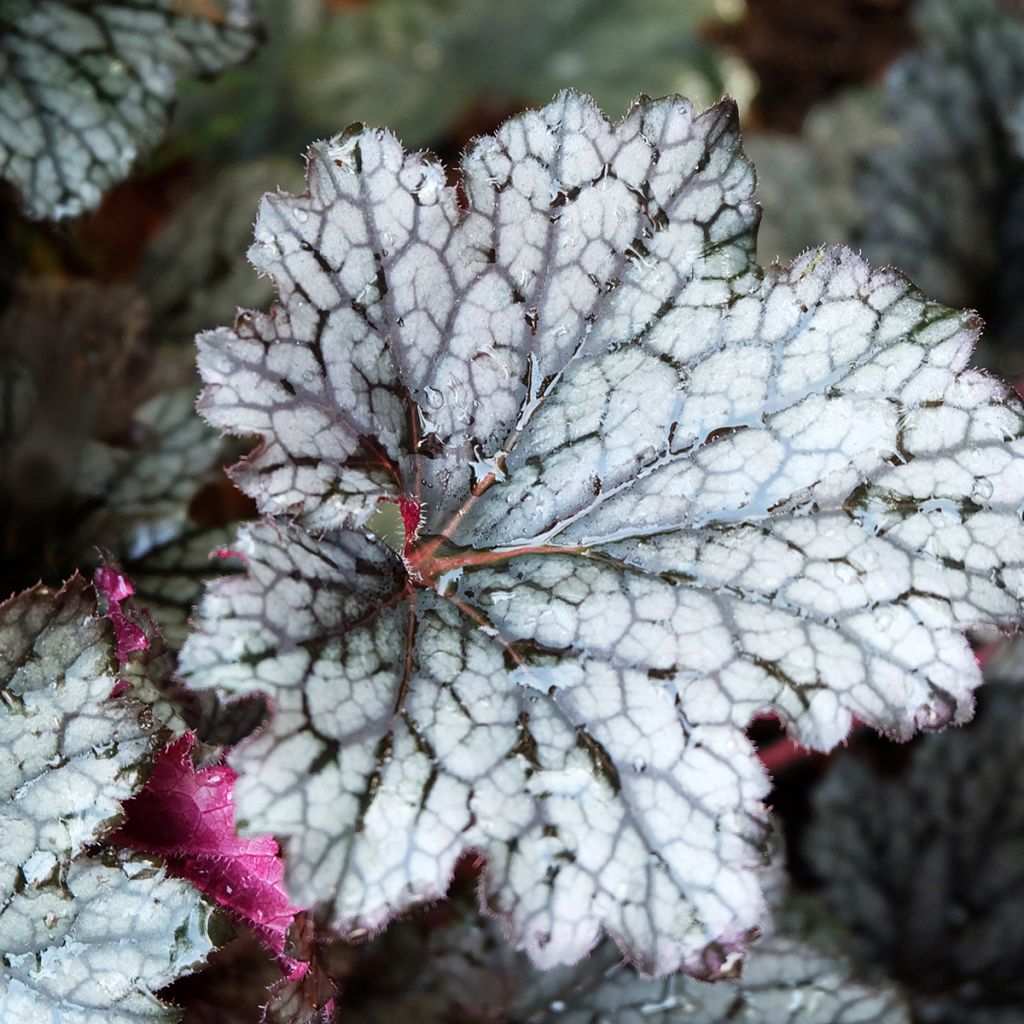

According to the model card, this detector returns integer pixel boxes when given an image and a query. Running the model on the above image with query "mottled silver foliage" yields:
[0,577,158,895]
[806,685,1024,1024]
[0,0,259,219]
[187,93,1024,975]
[0,578,215,1021]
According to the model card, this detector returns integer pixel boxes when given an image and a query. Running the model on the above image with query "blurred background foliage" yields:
[5,2,1024,1021]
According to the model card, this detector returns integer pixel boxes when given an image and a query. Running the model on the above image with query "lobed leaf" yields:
[186,93,1024,975]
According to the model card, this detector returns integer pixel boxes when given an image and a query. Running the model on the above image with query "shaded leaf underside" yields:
[807,684,1024,1022]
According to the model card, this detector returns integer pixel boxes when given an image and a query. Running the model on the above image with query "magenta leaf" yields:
[115,733,302,968]
[94,565,151,664]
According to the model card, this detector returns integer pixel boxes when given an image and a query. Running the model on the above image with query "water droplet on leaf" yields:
[972,477,994,501]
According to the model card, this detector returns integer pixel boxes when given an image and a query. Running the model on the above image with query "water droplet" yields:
[424,386,444,409]
[856,547,878,568]
[549,1000,566,1013]
[632,757,647,773]
[641,995,679,1013]
[834,562,856,584]
[972,477,994,501]
[293,208,308,224]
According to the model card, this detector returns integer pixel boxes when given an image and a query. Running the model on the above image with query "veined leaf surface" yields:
[0,0,259,219]
[185,93,1024,975]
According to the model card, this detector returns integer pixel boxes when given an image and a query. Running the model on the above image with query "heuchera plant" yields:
[181,90,1024,979]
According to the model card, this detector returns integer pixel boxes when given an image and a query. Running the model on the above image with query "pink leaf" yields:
[113,733,303,968]
[94,565,149,662]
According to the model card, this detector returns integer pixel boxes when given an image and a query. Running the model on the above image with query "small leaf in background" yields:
[114,732,303,970]
[0,0,261,220]
[185,91,1024,976]
[139,158,306,342]
[0,576,216,1021]
[804,684,1024,1023]
[750,0,1024,376]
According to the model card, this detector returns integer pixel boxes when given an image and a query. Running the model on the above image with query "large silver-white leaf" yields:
[806,684,1024,1023]
[187,93,1024,975]
[0,0,259,220]
[0,578,215,1022]
[184,518,771,977]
